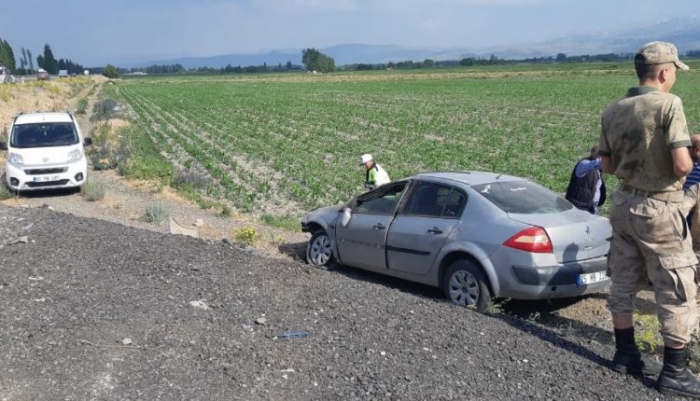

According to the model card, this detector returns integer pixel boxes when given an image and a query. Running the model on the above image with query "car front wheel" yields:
[443,259,491,313]
[306,230,336,269]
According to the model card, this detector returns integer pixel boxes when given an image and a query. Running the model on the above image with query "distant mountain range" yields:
[127,17,700,69]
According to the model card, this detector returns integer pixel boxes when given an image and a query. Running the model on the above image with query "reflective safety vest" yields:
[365,163,390,189]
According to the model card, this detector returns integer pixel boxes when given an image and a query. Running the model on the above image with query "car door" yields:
[387,181,467,275]
[335,182,408,271]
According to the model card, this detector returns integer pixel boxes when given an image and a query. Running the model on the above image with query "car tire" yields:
[443,259,492,313]
[306,230,337,270]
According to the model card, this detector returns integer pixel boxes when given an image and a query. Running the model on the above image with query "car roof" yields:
[14,112,73,125]
[412,171,526,186]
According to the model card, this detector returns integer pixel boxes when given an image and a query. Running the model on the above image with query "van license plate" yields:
[577,271,608,286]
[33,175,61,182]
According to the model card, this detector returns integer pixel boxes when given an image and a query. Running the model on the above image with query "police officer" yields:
[599,41,700,397]
[360,154,390,190]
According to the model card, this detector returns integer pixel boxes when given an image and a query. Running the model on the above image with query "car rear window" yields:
[11,122,78,148]
[472,180,572,214]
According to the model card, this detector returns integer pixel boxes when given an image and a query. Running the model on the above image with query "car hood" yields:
[11,145,82,166]
[302,205,342,225]
[508,208,611,263]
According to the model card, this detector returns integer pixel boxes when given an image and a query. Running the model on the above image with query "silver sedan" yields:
[301,171,611,312]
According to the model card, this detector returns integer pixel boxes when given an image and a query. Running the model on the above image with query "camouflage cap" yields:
[636,41,689,70]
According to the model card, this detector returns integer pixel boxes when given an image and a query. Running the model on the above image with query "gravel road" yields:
[0,204,689,400]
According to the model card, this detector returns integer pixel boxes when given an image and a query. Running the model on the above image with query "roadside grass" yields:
[260,214,300,232]
[0,182,14,201]
[0,85,11,102]
[76,97,88,115]
[688,334,700,371]
[117,125,172,182]
[141,204,169,224]
[633,312,663,354]
[81,181,106,201]
[90,99,121,122]
[88,123,131,171]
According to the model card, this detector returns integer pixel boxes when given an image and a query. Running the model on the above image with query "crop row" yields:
[115,70,700,215]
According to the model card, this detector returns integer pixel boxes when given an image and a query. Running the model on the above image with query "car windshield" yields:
[11,122,78,148]
[472,180,572,214]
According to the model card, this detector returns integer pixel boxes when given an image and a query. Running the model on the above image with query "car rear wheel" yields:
[443,259,491,313]
[306,230,336,269]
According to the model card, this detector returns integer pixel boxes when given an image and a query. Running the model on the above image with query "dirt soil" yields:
[0,79,668,399]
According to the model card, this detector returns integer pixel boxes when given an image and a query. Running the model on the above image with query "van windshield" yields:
[11,123,78,148]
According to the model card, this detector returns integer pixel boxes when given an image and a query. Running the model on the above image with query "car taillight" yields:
[503,226,553,253]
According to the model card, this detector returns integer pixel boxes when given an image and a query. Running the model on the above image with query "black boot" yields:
[658,346,700,398]
[611,327,662,375]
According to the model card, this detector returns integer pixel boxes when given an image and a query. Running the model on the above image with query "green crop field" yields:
[112,63,700,219]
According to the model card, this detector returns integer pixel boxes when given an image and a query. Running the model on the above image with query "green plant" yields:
[80,181,106,201]
[0,182,14,201]
[233,226,258,247]
[633,313,663,354]
[171,167,211,191]
[76,97,88,115]
[90,99,120,122]
[220,205,232,217]
[260,214,299,231]
[484,298,509,315]
[688,333,700,371]
[141,204,169,224]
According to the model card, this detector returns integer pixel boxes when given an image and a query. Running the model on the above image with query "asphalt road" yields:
[0,204,687,400]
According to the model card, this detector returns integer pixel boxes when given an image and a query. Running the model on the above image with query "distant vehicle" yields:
[58,70,68,78]
[36,69,50,81]
[83,69,90,76]
[301,171,612,312]
[0,112,93,192]
[0,66,16,84]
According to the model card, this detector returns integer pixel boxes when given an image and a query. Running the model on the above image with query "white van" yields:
[0,112,92,191]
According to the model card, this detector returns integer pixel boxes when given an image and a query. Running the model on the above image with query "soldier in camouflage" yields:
[598,41,700,398]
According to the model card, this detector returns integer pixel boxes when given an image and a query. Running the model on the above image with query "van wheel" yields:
[306,230,336,270]
[443,259,491,313]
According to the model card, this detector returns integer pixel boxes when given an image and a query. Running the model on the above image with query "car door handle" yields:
[427,227,443,235]
[373,223,386,230]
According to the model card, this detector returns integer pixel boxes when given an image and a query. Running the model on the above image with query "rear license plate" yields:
[577,271,608,286]
[33,175,61,182]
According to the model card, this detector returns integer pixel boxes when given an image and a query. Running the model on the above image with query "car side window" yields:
[354,182,407,215]
[402,181,466,218]
[442,189,466,218]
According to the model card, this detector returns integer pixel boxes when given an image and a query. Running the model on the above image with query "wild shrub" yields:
[0,181,14,201]
[90,99,120,122]
[88,123,131,171]
[171,166,211,191]
[141,204,169,224]
[233,226,258,247]
[76,98,88,115]
[81,181,106,201]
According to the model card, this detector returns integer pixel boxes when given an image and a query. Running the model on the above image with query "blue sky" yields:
[0,0,696,66]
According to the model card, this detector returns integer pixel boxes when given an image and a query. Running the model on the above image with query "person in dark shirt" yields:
[565,146,606,214]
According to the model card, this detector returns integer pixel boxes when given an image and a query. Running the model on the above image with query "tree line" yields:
[0,39,85,75]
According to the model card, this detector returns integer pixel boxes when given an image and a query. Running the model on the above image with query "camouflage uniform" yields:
[599,86,698,345]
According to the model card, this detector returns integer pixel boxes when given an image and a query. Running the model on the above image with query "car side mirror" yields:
[341,207,352,227]
[0,142,6,151]
[83,138,93,146]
